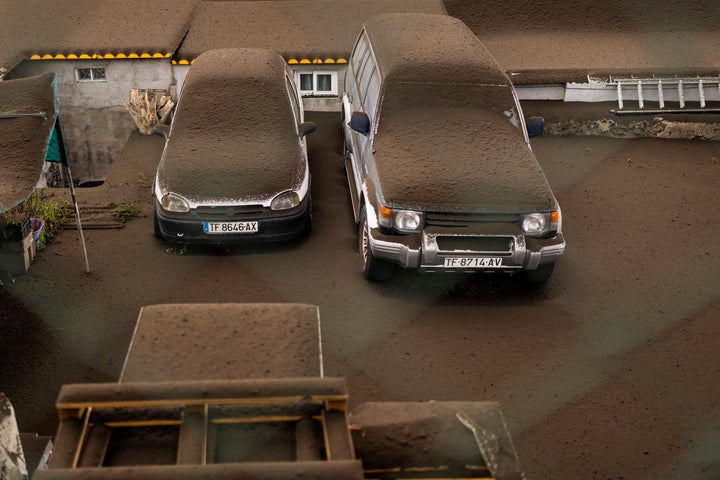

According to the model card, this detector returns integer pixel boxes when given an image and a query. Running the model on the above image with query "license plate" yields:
[203,221,258,234]
[443,257,503,268]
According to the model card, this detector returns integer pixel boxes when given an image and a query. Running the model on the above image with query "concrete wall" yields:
[11,59,176,109]
[173,63,346,112]
[10,60,175,184]
[59,107,137,184]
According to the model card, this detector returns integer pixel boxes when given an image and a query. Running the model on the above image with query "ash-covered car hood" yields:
[372,82,557,214]
[156,49,306,206]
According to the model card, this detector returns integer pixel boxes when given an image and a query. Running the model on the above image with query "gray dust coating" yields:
[375,84,555,212]
[119,303,322,382]
[364,13,506,85]
[156,49,306,204]
[0,73,56,212]
[364,15,556,212]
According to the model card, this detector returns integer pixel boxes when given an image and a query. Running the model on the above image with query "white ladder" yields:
[612,76,720,114]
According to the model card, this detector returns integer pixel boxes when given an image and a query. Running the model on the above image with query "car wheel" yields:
[359,206,394,281]
[521,262,555,285]
[341,108,347,156]
[153,211,163,240]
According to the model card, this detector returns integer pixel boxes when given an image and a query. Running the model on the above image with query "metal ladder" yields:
[611,76,720,114]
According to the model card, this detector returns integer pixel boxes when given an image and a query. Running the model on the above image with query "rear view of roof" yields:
[445,0,720,83]
[363,13,508,85]
[0,0,197,73]
[0,73,58,212]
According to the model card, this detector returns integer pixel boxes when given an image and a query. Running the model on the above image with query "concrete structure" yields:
[1,393,28,480]
[34,303,525,479]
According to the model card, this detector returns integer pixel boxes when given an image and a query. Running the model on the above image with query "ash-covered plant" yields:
[17,190,71,250]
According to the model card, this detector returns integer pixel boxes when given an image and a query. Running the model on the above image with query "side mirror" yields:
[349,111,370,135]
[300,122,316,138]
[526,116,545,138]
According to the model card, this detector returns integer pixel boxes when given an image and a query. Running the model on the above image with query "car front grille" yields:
[436,235,514,253]
[425,212,519,227]
[192,205,265,218]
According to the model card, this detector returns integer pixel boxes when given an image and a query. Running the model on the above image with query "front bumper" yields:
[154,195,310,245]
[368,225,565,272]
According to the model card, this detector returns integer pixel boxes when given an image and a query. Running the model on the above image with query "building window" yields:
[295,70,337,97]
[75,67,106,82]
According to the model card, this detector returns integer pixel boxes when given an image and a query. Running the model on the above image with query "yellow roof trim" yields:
[299,58,311,64]
[336,58,348,64]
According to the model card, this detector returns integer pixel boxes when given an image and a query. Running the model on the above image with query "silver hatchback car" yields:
[154,48,315,245]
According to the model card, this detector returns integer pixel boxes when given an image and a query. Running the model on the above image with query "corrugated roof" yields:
[444,0,720,83]
[0,0,199,73]
[2,1,719,85]
[175,0,447,63]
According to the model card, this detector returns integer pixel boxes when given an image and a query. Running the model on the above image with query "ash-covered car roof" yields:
[156,48,306,205]
[364,14,556,213]
[374,83,556,213]
[364,13,508,86]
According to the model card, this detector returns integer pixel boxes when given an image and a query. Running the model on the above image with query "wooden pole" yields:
[64,163,90,273]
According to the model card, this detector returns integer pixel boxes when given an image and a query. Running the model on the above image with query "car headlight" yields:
[522,211,560,237]
[378,205,424,233]
[161,192,190,213]
[271,191,300,210]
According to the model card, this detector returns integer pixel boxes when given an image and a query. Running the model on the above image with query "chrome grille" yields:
[425,212,519,227]
[436,236,514,253]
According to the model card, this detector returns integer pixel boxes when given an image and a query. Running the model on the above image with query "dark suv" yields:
[341,14,565,283]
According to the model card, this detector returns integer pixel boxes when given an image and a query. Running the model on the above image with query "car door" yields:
[346,34,381,210]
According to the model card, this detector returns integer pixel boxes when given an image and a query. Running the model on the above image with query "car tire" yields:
[359,206,394,282]
[521,262,555,285]
[153,211,163,240]
[302,202,312,237]
[340,108,347,156]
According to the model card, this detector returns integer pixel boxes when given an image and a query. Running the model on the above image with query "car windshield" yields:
[377,81,522,135]
[371,81,554,213]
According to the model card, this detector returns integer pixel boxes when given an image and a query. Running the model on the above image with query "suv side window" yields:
[351,34,369,74]
[350,33,374,109]
[363,67,380,122]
